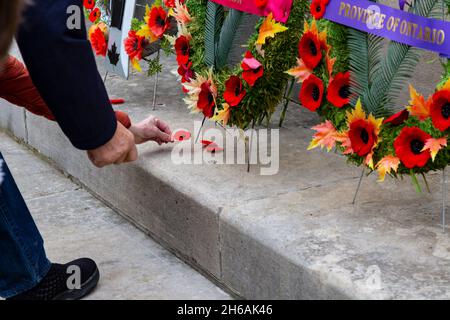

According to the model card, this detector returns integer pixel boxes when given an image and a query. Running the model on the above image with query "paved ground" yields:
[0,132,230,300]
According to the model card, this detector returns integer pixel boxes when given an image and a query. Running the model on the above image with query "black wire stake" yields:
[195,116,207,144]
[152,49,161,110]
[352,168,365,205]
[103,71,109,84]
[279,79,296,128]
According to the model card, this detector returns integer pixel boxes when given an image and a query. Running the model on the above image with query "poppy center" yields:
[235,86,241,97]
[360,128,369,144]
[181,44,189,55]
[207,92,214,105]
[311,86,320,101]
[309,40,318,56]
[339,85,350,99]
[316,5,322,13]
[156,16,166,27]
[441,103,450,120]
[410,139,424,155]
[253,66,262,74]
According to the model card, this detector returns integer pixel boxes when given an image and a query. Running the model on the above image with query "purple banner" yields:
[323,0,450,57]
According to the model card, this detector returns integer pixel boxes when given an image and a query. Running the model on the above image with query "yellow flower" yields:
[136,5,159,42]
[213,103,232,126]
[376,156,400,182]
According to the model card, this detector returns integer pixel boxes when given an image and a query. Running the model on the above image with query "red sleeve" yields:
[0,55,55,120]
[0,56,132,129]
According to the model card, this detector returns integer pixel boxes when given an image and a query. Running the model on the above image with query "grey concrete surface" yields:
[2,3,450,299]
[0,132,230,300]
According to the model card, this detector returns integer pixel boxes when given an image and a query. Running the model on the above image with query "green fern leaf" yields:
[204,2,224,69]
[216,9,245,70]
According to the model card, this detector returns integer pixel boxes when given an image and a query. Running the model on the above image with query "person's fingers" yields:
[155,118,173,138]
[155,129,173,143]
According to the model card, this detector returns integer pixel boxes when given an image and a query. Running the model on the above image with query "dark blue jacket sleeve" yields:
[16,0,117,150]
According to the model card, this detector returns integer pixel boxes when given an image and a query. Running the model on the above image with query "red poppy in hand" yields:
[224,76,246,107]
[327,71,350,108]
[394,127,431,169]
[299,74,324,111]
[430,89,450,132]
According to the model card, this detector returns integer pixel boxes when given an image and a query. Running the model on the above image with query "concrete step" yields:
[0,132,230,299]
[2,48,450,299]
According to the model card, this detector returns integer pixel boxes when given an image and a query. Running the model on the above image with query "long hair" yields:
[0,0,23,60]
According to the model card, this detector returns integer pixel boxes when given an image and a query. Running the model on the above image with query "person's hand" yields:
[87,122,138,168]
[129,115,174,145]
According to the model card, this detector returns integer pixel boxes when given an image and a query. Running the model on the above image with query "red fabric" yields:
[0,55,132,129]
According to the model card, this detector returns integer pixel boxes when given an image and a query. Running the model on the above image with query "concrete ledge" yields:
[2,52,450,299]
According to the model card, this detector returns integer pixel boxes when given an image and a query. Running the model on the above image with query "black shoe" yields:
[7,258,100,300]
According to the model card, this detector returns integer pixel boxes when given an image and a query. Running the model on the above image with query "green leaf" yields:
[216,9,245,70]
[204,2,224,69]
[364,0,442,118]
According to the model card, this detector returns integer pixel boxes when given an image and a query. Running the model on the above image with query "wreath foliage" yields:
[299,0,450,189]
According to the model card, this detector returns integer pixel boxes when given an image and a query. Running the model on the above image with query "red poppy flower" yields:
[383,109,410,126]
[110,99,125,105]
[327,71,350,108]
[149,7,170,38]
[89,26,107,56]
[310,0,327,20]
[254,0,268,8]
[178,61,193,82]
[198,83,215,118]
[241,51,264,87]
[299,74,324,111]
[89,7,101,23]
[224,76,246,107]
[201,140,223,153]
[175,35,190,66]
[173,130,191,141]
[83,0,96,10]
[348,119,378,156]
[164,0,176,8]
[394,127,431,168]
[298,31,323,69]
[124,30,147,61]
[430,89,450,132]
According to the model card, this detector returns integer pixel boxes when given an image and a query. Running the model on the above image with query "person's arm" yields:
[16,0,117,150]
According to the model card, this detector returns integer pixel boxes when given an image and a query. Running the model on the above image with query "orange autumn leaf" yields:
[422,137,448,161]
[256,13,288,45]
[407,84,431,120]
[308,120,340,151]
[286,58,313,83]
[376,156,400,182]
[326,54,336,78]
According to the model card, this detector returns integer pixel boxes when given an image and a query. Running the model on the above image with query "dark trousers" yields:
[0,153,51,298]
